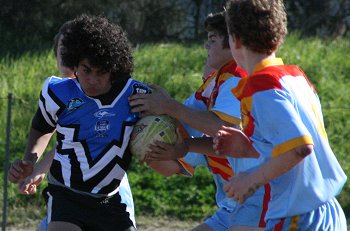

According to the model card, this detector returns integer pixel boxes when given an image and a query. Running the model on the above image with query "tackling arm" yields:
[164,98,228,136]
[129,85,230,137]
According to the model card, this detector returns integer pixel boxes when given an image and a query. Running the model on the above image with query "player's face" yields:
[56,35,74,77]
[205,31,232,69]
[75,59,112,97]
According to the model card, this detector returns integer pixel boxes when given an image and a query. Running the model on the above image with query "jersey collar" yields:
[253,57,284,74]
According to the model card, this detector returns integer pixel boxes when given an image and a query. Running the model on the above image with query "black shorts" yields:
[45,184,135,231]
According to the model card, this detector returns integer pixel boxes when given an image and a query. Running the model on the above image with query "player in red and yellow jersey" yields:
[213,1,347,230]
[129,11,268,231]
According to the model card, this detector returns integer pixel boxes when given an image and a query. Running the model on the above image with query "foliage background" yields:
[0,0,349,55]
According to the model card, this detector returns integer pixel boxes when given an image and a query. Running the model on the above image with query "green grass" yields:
[133,43,204,101]
[1,34,350,226]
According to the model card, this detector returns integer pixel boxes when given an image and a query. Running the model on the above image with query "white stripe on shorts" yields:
[47,192,53,223]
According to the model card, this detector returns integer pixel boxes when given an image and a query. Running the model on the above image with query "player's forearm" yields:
[185,137,218,156]
[24,128,54,164]
[148,160,182,176]
[166,100,224,136]
[251,144,313,185]
[35,148,55,174]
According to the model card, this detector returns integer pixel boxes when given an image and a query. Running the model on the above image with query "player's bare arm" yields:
[147,135,217,162]
[147,141,187,161]
[18,149,55,195]
[23,128,54,164]
[8,128,53,183]
[224,144,313,204]
[147,160,183,177]
[129,84,226,137]
[128,84,171,115]
[185,137,216,156]
[8,159,34,183]
[33,147,56,175]
[145,128,188,161]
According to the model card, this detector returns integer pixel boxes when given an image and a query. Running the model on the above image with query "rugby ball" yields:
[129,115,177,162]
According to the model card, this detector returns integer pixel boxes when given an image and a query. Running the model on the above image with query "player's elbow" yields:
[296,144,313,158]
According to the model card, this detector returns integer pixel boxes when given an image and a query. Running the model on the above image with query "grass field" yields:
[1,33,350,228]
[5,216,200,231]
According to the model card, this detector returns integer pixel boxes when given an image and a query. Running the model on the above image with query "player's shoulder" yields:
[252,65,303,80]
[248,67,285,93]
[218,59,248,80]
[128,78,152,94]
[43,76,76,92]
[248,64,306,93]
[45,76,74,86]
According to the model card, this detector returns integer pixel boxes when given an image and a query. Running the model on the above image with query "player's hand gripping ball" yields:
[129,115,177,162]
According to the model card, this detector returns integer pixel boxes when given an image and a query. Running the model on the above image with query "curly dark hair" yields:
[204,11,229,49]
[60,14,133,79]
[225,0,288,55]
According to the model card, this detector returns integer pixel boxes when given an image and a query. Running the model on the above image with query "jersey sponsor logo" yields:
[67,98,85,112]
[95,119,111,137]
[132,83,149,95]
[94,110,116,119]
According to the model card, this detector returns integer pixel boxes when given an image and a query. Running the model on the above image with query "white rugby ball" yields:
[129,115,177,161]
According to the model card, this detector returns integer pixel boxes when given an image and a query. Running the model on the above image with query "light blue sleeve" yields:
[182,152,207,168]
[182,93,206,138]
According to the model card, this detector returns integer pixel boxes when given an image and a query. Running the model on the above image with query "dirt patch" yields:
[5,216,201,231]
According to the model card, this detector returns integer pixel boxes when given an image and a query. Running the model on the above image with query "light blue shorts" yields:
[265,197,347,231]
[205,203,265,231]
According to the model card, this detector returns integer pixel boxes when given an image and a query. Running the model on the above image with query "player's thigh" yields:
[227,226,264,231]
[190,223,214,231]
[47,221,81,231]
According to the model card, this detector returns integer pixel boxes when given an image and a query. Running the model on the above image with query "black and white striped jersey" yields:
[36,76,150,196]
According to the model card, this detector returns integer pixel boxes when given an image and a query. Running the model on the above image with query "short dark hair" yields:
[204,11,229,49]
[61,14,133,80]
[53,20,73,58]
[226,0,288,54]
